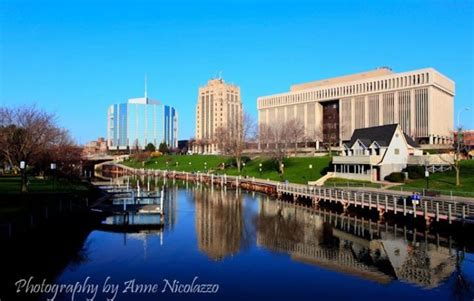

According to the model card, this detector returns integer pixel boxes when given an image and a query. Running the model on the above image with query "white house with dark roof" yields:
[332,124,423,181]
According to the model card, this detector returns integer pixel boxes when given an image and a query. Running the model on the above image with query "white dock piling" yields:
[137,180,141,197]
[160,189,164,214]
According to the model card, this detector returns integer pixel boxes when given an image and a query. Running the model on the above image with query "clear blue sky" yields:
[1,0,473,144]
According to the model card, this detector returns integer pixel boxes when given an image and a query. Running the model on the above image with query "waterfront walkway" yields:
[104,163,474,224]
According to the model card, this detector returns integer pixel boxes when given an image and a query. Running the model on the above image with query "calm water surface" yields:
[3,181,474,301]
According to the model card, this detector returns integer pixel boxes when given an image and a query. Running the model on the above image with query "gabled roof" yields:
[403,133,420,148]
[346,124,420,148]
[369,140,381,148]
[347,124,398,148]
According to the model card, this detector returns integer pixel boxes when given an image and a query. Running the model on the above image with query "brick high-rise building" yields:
[194,78,242,153]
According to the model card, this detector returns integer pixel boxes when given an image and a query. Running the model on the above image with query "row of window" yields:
[200,95,240,103]
[260,72,431,107]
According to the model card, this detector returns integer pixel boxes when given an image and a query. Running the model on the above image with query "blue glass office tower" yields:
[107,96,178,150]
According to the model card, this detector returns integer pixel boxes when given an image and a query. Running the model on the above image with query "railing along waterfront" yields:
[276,182,474,224]
[105,163,474,224]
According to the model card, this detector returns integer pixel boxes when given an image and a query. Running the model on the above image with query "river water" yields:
[2,180,474,301]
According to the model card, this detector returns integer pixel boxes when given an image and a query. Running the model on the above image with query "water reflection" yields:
[256,197,458,288]
[193,186,244,260]
[103,175,466,291]
[6,173,469,300]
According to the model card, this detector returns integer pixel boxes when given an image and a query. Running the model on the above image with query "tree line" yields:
[189,112,331,175]
[0,105,81,192]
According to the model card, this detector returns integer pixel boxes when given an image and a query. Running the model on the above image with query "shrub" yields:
[403,165,425,179]
[150,151,163,158]
[145,143,156,152]
[224,156,251,168]
[158,142,169,154]
[320,164,334,176]
[132,151,151,162]
[384,172,406,183]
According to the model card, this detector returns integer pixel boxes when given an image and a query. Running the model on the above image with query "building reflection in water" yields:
[163,183,178,230]
[194,186,244,260]
[256,197,457,288]
[103,174,460,289]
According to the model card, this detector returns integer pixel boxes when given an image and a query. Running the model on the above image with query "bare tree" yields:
[217,112,256,172]
[285,119,305,155]
[214,126,231,155]
[0,106,81,191]
[229,112,256,172]
[1,106,57,191]
[192,138,205,154]
[258,121,293,175]
[306,127,324,150]
[258,123,273,152]
[1,108,91,183]
[446,127,468,186]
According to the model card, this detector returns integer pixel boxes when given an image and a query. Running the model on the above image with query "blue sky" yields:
[1,0,473,144]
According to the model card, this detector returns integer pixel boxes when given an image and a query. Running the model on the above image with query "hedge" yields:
[384,172,406,183]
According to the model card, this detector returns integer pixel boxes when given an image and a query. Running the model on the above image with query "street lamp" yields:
[20,161,26,192]
[424,160,429,192]
[204,162,207,172]
[51,163,57,191]
[259,163,263,177]
[457,107,471,128]
[309,164,313,180]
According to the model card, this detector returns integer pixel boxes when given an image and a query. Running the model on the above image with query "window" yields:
[394,148,400,155]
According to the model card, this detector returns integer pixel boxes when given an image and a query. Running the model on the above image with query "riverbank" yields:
[0,176,90,195]
[121,155,474,197]
[388,160,474,197]
[121,154,331,184]
[0,176,102,227]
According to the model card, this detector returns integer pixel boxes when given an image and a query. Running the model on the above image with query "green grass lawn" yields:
[0,176,90,217]
[391,160,474,197]
[121,155,331,184]
[0,176,89,195]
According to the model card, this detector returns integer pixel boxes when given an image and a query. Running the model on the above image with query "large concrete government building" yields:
[257,67,454,146]
[194,78,242,153]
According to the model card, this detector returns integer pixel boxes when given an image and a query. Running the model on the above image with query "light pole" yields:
[309,164,313,180]
[259,163,262,177]
[20,161,26,192]
[424,160,429,191]
[51,163,57,191]
[457,107,470,128]
[204,162,207,172]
